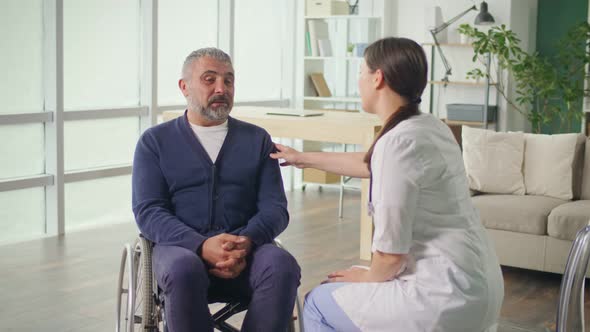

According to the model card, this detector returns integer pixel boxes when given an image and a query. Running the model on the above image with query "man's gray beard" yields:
[188,97,231,121]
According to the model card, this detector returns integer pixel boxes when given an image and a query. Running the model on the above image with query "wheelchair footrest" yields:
[211,302,248,322]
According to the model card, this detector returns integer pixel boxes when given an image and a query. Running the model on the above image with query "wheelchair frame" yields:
[115,236,303,332]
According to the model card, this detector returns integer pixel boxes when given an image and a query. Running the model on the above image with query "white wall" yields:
[392,0,538,131]
[234,0,292,102]
[361,0,538,131]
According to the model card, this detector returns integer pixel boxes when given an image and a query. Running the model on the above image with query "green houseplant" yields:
[457,22,590,133]
[346,43,355,57]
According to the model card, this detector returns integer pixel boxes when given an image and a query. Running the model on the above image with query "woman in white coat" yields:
[270,37,504,331]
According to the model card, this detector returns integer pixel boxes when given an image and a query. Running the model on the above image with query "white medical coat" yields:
[332,113,504,332]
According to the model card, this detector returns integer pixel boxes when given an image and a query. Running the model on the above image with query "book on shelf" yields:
[307,20,329,57]
[309,72,332,97]
[317,39,332,57]
[306,31,312,56]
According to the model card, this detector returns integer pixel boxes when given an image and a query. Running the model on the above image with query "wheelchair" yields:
[115,235,303,332]
[556,223,590,331]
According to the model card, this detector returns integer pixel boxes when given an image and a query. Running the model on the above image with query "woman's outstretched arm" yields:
[324,251,407,283]
[270,143,370,178]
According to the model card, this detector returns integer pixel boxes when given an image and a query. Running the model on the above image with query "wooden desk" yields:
[163,106,381,260]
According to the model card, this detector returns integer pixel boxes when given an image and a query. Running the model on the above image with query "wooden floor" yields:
[0,187,587,331]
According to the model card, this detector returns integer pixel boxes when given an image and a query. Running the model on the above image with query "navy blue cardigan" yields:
[132,111,288,253]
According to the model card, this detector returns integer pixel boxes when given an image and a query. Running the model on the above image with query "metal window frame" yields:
[0,106,147,125]
[218,0,234,57]
[43,0,65,236]
[140,0,158,132]
[64,107,148,121]
[0,112,53,125]
[2,0,297,239]
[0,164,133,192]
[0,175,54,193]
[64,165,133,183]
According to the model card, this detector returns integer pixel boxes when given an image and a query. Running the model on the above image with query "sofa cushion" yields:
[582,138,590,199]
[462,126,525,195]
[473,194,567,235]
[524,133,580,200]
[547,200,590,241]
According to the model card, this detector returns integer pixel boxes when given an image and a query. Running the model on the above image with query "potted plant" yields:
[457,22,590,133]
[346,43,355,57]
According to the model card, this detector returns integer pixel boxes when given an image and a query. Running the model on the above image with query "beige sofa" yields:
[470,135,590,275]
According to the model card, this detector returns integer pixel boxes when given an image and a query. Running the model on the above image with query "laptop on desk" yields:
[265,109,324,117]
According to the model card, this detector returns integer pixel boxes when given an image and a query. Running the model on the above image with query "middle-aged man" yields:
[132,47,301,332]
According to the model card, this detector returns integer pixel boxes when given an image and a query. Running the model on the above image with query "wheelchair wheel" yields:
[286,285,303,332]
[116,237,160,332]
[274,239,303,332]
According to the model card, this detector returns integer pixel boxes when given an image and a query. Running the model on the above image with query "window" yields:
[0,188,45,243]
[234,0,288,102]
[63,0,141,110]
[0,0,44,114]
[158,0,218,106]
[65,175,133,230]
[0,0,296,242]
[0,0,46,242]
[64,117,139,171]
[0,124,45,179]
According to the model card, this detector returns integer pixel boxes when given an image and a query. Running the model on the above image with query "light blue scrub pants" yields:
[303,283,361,332]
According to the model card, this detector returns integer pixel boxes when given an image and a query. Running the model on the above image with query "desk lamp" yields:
[429,1,495,84]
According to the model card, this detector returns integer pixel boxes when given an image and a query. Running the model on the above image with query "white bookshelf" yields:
[423,42,500,129]
[296,1,394,187]
[302,7,389,112]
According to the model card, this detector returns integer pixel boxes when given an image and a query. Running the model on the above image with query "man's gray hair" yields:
[181,47,232,81]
